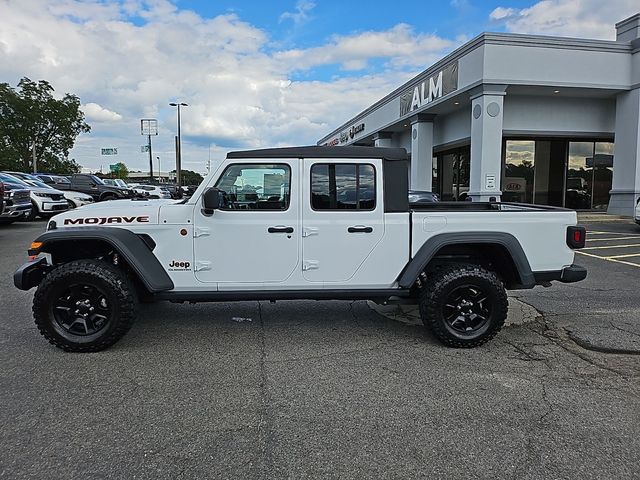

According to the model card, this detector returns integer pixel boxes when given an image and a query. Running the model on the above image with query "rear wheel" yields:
[419,265,508,348]
[33,259,137,352]
[101,193,117,201]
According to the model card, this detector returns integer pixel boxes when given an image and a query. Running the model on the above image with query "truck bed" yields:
[410,203,578,274]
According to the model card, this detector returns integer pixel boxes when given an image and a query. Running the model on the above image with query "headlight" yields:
[34,192,50,197]
[72,196,86,200]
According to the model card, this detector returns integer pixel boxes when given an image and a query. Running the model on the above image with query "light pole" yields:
[169,102,188,187]
[157,156,161,181]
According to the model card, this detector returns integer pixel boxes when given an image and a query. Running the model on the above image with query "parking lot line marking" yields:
[606,253,640,259]
[581,243,640,251]
[576,250,640,268]
[586,236,640,242]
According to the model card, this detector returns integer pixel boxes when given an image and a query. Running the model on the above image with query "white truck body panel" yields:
[46,152,580,293]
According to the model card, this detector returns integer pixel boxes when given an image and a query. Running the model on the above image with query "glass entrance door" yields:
[435,147,470,201]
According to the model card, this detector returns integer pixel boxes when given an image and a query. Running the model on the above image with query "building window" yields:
[311,163,376,210]
[502,139,613,210]
[504,140,535,203]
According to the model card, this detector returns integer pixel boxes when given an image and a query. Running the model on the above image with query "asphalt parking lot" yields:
[1,219,639,479]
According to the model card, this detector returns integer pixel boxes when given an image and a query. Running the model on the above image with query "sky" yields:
[0,0,638,174]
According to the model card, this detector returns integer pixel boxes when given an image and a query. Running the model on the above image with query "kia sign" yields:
[400,61,458,117]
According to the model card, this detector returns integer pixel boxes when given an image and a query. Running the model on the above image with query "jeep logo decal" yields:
[63,216,150,225]
[168,260,191,271]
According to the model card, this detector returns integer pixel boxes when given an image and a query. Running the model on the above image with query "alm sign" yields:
[400,61,458,117]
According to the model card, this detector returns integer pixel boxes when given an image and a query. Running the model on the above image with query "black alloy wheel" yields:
[52,284,112,336]
[442,285,491,334]
[419,265,508,348]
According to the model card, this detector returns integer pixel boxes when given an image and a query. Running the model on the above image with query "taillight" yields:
[567,226,586,249]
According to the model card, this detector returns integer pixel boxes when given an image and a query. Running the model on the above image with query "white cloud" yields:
[82,103,123,123]
[489,7,517,20]
[279,0,315,26]
[489,0,639,39]
[275,24,455,71]
[0,0,455,173]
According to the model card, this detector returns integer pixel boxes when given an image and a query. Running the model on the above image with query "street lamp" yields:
[156,156,161,182]
[169,102,188,187]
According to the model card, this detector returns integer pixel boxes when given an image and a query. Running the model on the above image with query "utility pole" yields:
[147,134,153,182]
[157,156,161,182]
[32,141,37,173]
[140,119,158,183]
[169,102,188,187]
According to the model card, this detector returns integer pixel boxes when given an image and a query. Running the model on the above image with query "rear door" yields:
[301,158,384,284]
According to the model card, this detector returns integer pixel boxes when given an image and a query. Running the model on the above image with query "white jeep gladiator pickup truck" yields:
[14,146,587,352]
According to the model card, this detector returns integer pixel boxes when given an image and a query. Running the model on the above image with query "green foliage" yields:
[172,169,204,185]
[113,162,129,179]
[0,77,90,174]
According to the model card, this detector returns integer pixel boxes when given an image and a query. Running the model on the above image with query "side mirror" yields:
[202,187,222,215]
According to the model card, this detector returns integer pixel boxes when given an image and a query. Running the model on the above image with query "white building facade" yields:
[318,14,640,215]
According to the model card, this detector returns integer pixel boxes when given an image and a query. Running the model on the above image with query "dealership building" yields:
[318,14,640,215]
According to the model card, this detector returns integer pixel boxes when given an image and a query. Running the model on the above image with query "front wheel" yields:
[419,265,508,348]
[33,259,138,352]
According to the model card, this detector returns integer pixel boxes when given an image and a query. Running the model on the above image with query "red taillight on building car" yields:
[566,226,586,249]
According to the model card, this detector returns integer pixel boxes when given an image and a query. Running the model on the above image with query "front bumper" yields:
[534,264,588,285]
[40,201,69,212]
[0,203,31,219]
[14,257,50,290]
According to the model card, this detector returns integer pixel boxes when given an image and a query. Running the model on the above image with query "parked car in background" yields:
[39,174,137,201]
[0,173,68,220]
[128,183,172,199]
[0,175,32,224]
[103,178,130,189]
[408,190,440,205]
[635,196,640,226]
[22,178,94,209]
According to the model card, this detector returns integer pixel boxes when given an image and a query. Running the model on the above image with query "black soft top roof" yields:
[227,146,408,161]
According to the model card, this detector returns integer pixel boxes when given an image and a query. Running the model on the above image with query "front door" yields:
[193,161,300,287]
[301,159,384,284]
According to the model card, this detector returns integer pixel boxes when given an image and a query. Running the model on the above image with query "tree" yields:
[172,169,204,185]
[113,162,129,180]
[0,77,90,174]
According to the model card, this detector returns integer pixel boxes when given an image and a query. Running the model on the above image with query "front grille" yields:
[51,204,67,211]
[12,191,30,201]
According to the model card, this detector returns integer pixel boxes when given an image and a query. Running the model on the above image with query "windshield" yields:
[114,179,128,188]
[0,173,30,187]
[27,180,53,189]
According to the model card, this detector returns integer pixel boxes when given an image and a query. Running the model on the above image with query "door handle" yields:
[348,226,373,233]
[268,226,294,234]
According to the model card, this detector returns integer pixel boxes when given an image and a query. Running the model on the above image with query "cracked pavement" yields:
[1,221,639,479]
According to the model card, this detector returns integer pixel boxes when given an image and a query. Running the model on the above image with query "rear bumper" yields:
[534,264,588,284]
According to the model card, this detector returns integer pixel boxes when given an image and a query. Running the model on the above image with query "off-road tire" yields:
[33,259,137,352]
[100,193,117,201]
[26,201,38,221]
[419,265,508,348]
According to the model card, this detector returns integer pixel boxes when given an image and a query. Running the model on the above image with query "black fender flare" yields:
[31,227,174,292]
[397,232,535,289]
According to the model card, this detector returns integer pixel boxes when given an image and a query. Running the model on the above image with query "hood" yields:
[30,187,64,195]
[48,198,174,228]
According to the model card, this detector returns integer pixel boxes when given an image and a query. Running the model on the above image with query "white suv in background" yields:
[129,184,172,199]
